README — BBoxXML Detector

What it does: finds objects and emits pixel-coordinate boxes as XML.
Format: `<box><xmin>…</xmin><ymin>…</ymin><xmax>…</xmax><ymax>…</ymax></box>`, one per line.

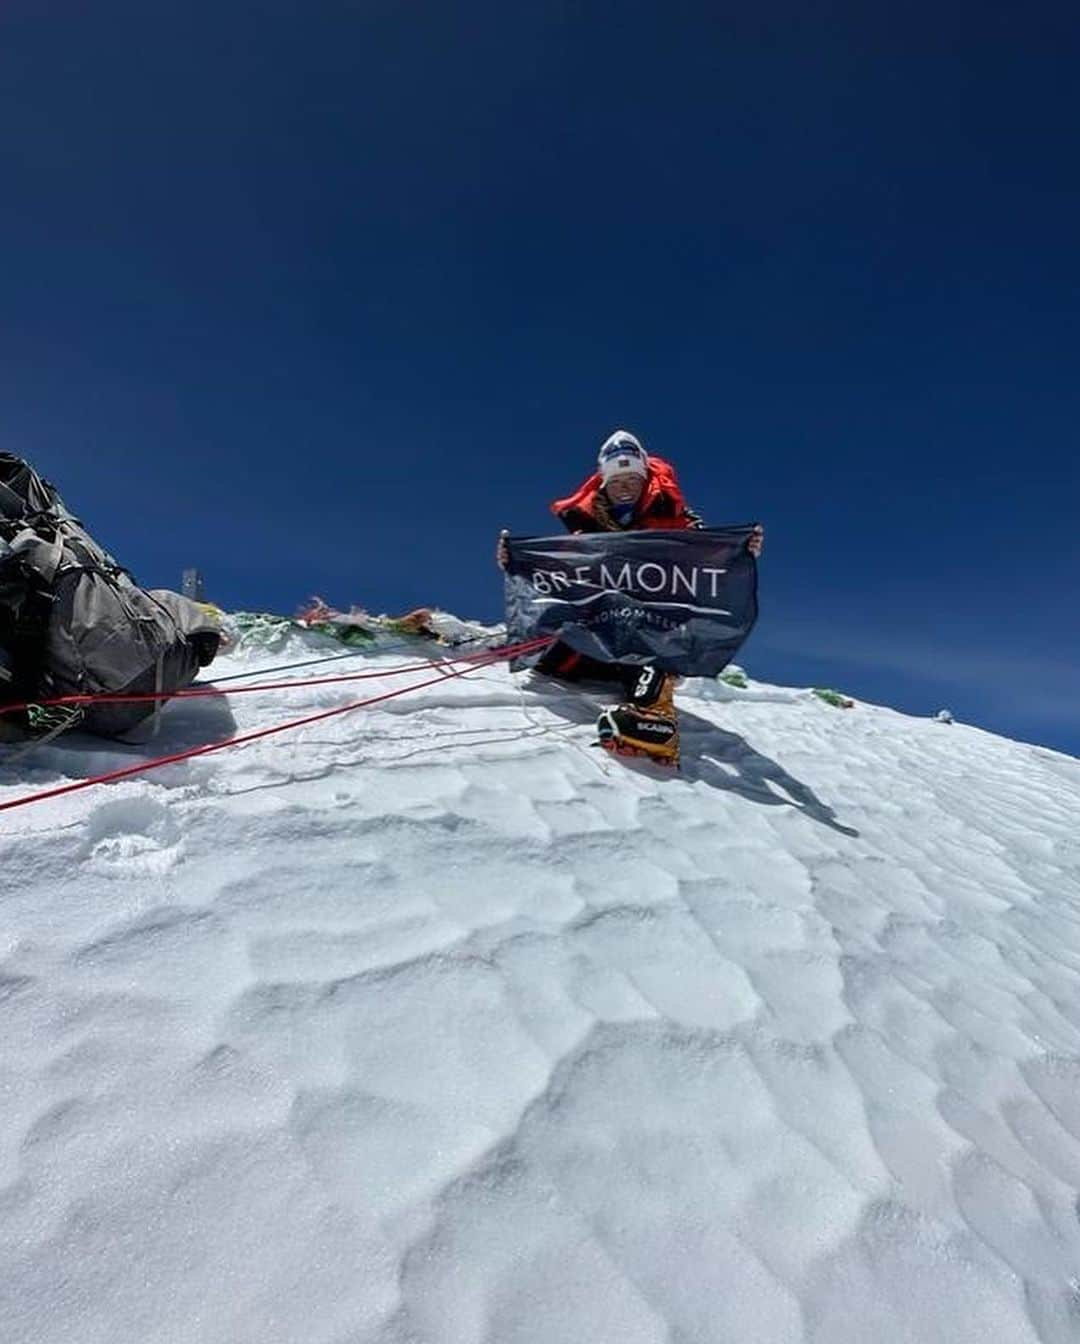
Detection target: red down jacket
<box><xmin>551</xmin><ymin>455</ymin><xmax>701</xmax><ymax>533</ymax></box>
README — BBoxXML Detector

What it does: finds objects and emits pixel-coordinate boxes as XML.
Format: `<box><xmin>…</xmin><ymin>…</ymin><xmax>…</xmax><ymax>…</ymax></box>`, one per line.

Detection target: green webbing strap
<box><xmin>26</xmin><ymin>703</ymin><xmax>85</xmax><ymax>735</ymax></box>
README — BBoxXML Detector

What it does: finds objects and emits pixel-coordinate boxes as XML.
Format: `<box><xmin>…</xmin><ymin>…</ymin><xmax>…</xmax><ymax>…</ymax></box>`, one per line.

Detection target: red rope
<box><xmin>0</xmin><ymin>636</ymin><xmax>553</xmax><ymax>816</ymax></box>
<box><xmin>0</xmin><ymin>638</ymin><xmax>549</xmax><ymax>716</ymax></box>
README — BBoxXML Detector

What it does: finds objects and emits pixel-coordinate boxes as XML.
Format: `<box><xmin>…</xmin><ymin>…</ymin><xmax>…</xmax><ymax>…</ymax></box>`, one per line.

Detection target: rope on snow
<box><xmin>0</xmin><ymin>635</ymin><xmax>553</xmax><ymax>816</ymax></box>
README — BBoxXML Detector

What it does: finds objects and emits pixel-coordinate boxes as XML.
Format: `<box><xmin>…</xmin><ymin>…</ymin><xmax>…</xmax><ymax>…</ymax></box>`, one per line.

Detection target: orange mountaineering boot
<box><xmin>596</xmin><ymin>666</ymin><xmax>680</xmax><ymax>766</ymax></box>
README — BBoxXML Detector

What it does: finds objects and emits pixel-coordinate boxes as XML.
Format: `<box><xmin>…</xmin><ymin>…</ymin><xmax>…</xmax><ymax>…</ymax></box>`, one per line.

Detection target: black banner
<box><xmin>505</xmin><ymin>527</ymin><xmax>758</xmax><ymax>676</ymax></box>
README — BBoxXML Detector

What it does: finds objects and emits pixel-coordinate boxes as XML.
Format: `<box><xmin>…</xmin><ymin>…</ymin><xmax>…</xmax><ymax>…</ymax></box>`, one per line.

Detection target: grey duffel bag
<box><xmin>0</xmin><ymin>453</ymin><xmax>221</xmax><ymax>738</ymax></box>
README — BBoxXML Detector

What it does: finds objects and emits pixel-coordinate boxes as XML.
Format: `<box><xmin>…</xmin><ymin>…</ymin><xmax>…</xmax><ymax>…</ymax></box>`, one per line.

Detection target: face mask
<box><xmin>611</xmin><ymin>501</ymin><xmax>636</xmax><ymax>525</ymax></box>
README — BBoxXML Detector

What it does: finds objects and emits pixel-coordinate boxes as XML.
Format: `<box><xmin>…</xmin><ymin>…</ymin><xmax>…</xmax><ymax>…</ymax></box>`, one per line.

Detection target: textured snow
<box><xmin>2</xmin><ymin>632</ymin><xmax>1080</xmax><ymax>1343</ymax></box>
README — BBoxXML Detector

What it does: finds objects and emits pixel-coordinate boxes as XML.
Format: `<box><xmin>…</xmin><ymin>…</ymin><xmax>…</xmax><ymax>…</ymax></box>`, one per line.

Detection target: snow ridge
<box><xmin>1</xmin><ymin>630</ymin><xmax>1079</xmax><ymax>1343</ymax></box>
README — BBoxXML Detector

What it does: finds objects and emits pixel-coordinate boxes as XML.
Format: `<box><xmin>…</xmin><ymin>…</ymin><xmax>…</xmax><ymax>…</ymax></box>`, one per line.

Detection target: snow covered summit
<box><xmin>1</xmin><ymin>623</ymin><xmax>1079</xmax><ymax>1343</ymax></box>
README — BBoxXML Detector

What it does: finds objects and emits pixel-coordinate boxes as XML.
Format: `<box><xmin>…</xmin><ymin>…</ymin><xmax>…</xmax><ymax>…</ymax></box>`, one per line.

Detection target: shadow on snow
<box><xmin>530</xmin><ymin>678</ymin><xmax>859</xmax><ymax>839</ymax></box>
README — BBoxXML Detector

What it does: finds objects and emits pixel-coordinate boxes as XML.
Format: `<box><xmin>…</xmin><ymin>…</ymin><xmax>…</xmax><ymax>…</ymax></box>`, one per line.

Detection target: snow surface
<box><xmin>2</xmin><ymin>627</ymin><xmax>1080</xmax><ymax>1344</ymax></box>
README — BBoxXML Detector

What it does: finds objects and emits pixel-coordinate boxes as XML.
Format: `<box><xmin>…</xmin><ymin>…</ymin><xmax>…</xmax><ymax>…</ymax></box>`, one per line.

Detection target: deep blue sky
<box><xmin>2</xmin><ymin>2</ymin><xmax>1078</xmax><ymax>754</ymax></box>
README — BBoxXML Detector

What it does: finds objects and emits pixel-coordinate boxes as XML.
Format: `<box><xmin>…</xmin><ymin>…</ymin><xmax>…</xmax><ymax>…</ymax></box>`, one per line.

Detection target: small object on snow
<box><xmin>812</xmin><ymin>687</ymin><xmax>855</xmax><ymax>710</ymax></box>
<box><xmin>182</xmin><ymin>568</ymin><xmax>207</xmax><ymax>602</ymax></box>
<box><xmin>296</xmin><ymin>598</ymin><xmax>378</xmax><ymax>644</ymax></box>
<box><xmin>719</xmin><ymin>665</ymin><xmax>748</xmax><ymax>689</ymax></box>
<box><xmin>227</xmin><ymin>611</ymin><xmax>306</xmax><ymax>652</ymax></box>
<box><xmin>934</xmin><ymin>709</ymin><xmax>955</xmax><ymax>724</ymax></box>
<box><xmin>385</xmin><ymin>608</ymin><xmax>436</xmax><ymax>637</ymax></box>
<box><xmin>296</xmin><ymin>599</ymin><xmax>498</xmax><ymax>649</ymax></box>
<box><xmin>412</xmin><ymin>609</ymin><xmax>502</xmax><ymax>647</ymax></box>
